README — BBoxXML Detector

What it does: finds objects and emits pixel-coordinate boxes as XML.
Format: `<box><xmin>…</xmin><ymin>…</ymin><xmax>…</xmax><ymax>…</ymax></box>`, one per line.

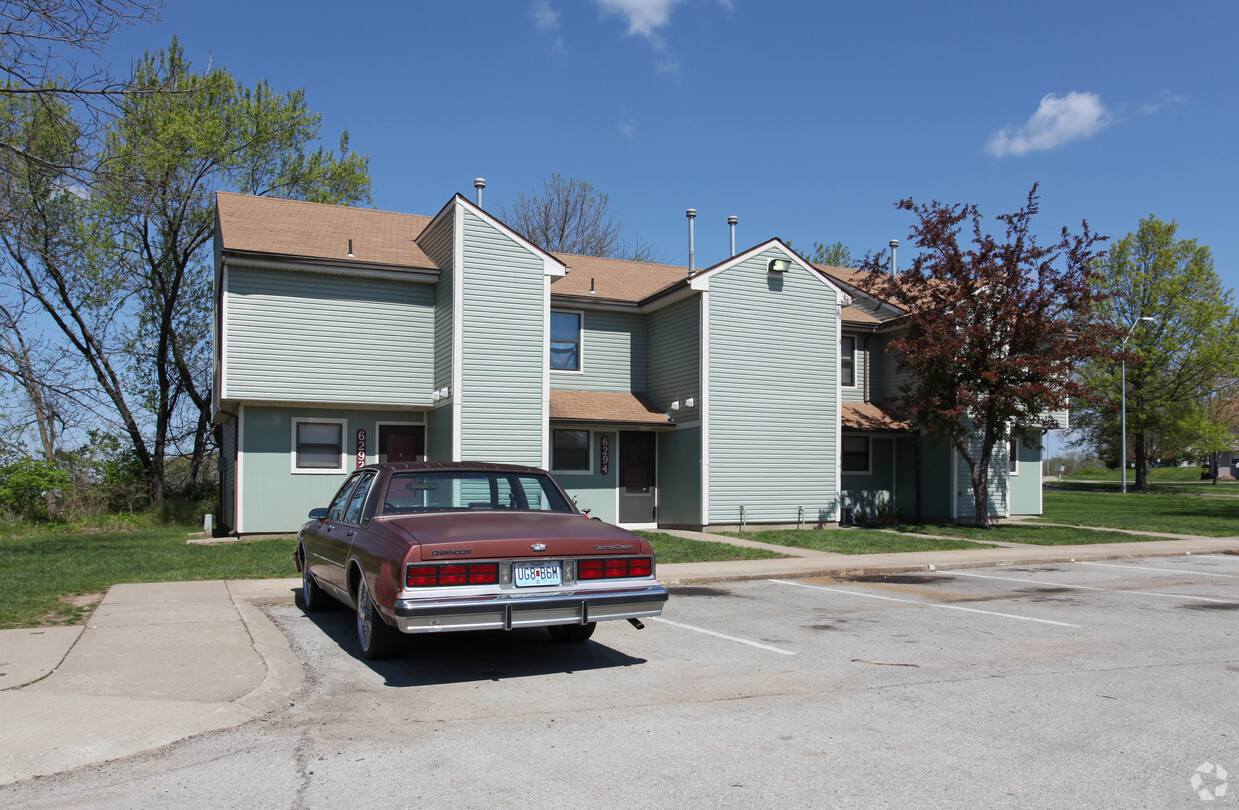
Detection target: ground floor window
<box><xmin>552</xmin><ymin>428</ymin><xmax>591</xmax><ymax>473</ymax></box>
<box><xmin>841</xmin><ymin>435</ymin><xmax>870</xmax><ymax>473</ymax></box>
<box><xmin>292</xmin><ymin>418</ymin><xmax>346</xmax><ymax>472</ymax></box>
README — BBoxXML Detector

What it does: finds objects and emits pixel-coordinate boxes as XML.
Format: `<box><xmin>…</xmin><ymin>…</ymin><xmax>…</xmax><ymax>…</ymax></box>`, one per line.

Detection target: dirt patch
<box><xmin>39</xmin><ymin>592</ymin><xmax>104</xmax><ymax>626</ymax></box>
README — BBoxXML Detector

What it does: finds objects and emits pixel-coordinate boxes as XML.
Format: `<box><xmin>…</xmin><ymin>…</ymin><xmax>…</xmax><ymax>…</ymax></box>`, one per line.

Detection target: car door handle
<box><xmin>346</xmin><ymin>530</ymin><xmax>355</xmax><ymax>538</ymax></box>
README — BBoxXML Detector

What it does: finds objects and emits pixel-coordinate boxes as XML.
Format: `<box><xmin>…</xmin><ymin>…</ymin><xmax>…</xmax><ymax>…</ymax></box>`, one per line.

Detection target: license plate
<box><xmin>514</xmin><ymin>561</ymin><xmax>561</xmax><ymax>587</ymax></box>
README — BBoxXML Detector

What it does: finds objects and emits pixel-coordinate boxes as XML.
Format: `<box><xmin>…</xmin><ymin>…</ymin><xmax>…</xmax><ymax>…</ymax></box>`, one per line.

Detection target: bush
<box><xmin>0</xmin><ymin>457</ymin><xmax>71</xmax><ymax>521</ymax></box>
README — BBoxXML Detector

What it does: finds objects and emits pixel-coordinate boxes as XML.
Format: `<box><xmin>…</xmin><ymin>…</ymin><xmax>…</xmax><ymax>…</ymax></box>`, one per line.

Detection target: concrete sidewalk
<box><xmin>2</xmin><ymin>531</ymin><xmax>1236</xmax><ymax>786</ymax></box>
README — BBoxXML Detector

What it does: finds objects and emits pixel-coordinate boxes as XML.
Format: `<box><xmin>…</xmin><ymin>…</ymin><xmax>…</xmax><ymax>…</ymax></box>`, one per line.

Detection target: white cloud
<box><xmin>986</xmin><ymin>92</ymin><xmax>1110</xmax><ymax>157</ymax></box>
<box><xmin>595</xmin><ymin>0</ymin><xmax>686</xmax><ymax>38</ymax></box>
<box><xmin>617</xmin><ymin>119</ymin><xmax>637</xmax><ymax>140</ymax></box>
<box><xmin>529</xmin><ymin>0</ymin><xmax>560</xmax><ymax>32</ymax></box>
<box><xmin>1138</xmin><ymin>91</ymin><xmax>1186</xmax><ymax>116</ymax></box>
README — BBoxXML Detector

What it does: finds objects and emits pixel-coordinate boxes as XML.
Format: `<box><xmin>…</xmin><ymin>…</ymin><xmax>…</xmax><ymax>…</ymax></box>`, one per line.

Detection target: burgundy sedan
<box><xmin>295</xmin><ymin>461</ymin><xmax>669</xmax><ymax>659</ymax></box>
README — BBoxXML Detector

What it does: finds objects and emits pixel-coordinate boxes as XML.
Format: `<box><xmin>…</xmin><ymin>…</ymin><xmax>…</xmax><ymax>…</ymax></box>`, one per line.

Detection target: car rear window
<box><xmin>381</xmin><ymin>472</ymin><xmax>574</xmax><ymax>515</ymax></box>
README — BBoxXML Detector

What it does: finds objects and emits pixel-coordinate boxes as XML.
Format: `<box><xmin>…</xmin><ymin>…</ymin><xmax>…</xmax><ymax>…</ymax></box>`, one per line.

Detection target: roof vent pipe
<box><xmin>889</xmin><ymin>239</ymin><xmax>899</xmax><ymax>275</ymax></box>
<box><xmin>728</xmin><ymin>215</ymin><xmax>738</xmax><ymax>257</ymax></box>
<box><xmin>687</xmin><ymin>209</ymin><xmax>697</xmax><ymax>276</ymax></box>
<box><xmin>474</xmin><ymin>178</ymin><xmax>486</xmax><ymax>207</ymax></box>
<box><xmin>347</xmin><ymin>239</ymin><xmax>354</xmax><ymax>258</ymax></box>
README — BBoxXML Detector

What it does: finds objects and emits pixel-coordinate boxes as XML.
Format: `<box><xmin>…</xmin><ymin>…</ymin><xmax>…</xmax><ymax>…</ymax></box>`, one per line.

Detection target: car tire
<box><xmin>356</xmin><ymin>577</ymin><xmax>401</xmax><ymax>660</ymax></box>
<box><xmin>547</xmin><ymin>622</ymin><xmax>596</xmax><ymax>643</ymax></box>
<box><xmin>298</xmin><ymin>547</ymin><xmax>328</xmax><ymax>612</ymax></box>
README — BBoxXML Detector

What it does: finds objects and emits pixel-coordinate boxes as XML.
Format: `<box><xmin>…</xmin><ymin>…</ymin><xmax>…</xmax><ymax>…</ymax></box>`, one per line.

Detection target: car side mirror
<box><xmin>308</xmin><ymin>507</ymin><xmax>329</xmax><ymax>520</ymax></box>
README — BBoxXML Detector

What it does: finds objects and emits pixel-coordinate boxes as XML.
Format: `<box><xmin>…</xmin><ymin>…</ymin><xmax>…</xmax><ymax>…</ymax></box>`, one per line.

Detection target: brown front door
<box><xmin>619</xmin><ymin>431</ymin><xmax>656</xmax><ymax>524</ymax></box>
<box><xmin>379</xmin><ymin>424</ymin><xmax>425</xmax><ymax>462</ymax></box>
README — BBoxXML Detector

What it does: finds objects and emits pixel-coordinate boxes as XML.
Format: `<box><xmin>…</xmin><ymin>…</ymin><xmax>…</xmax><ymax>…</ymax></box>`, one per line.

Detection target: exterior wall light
<box><xmin>768</xmin><ymin>259</ymin><xmax>791</xmax><ymax>273</ymax></box>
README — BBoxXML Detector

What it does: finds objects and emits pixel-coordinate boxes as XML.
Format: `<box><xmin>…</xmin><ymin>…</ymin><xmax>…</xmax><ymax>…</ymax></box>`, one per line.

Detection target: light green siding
<box><xmin>954</xmin><ymin>428</ymin><xmax>1010</xmax><ymax>519</ymax></box>
<box><xmin>425</xmin><ymin>405</ymin><xmax>452</xmax><ymax>462</ymax></box>
<box><xmin>707</xmin><ymin>250</ymin><xmax>839</xmax><ymax>525</ymax></box>
<box><xmin>917</xmin><ymin>437</ymin><xmax>955</xmax><ymax>522</ymax></box>
<box><xmin>1008</xmin><ymin>430</ymin><xmax>1044</xmax><ymax>515</ymax></box>
<box><xmin>841</xmin><ymin>330</ymin><xmax>869</xmax><ymax>404</ymax></box>
<box><xmin>237</xmin><ymin>406</ymin><xmax>425</xmax><ymax>533</ymax></box>
<box><xmin>876</xmin><ymin>329</ymin><xmax>913</xmax><ymax>406</ymax></box>
<box><xmin>657</xmin><ymin>426</ymin><xmax>702</xmax><ymax>526</ymax></box>
<box><xmin>419</xmin><ymin>212</ymin><xmax>456</xmax><ymax>392</ymax></box>
<box><xmin>551</xmin><ymin>310</ymin><xmax>647</xmax><ymax>392</ymax></box>
<box><xmin>648</xmin><ymin>296</ymin><xmax>701</xmax><ymax>421</ymax></box>
<box><xmin>841</xmin><ymin>435</ymin><xmax>895</xmax><ymax>521</ymax></box>
<box><xmin>553</xmin><ymin>430</ymin><xmax>618</xmax><ymax>524</ymax></box>
<box><xmin>458</xmin><ymin>210</ymin><xmax>545</xmax><ymax>466</ymax></box>
<box><xmin>224</xmin><ymin>266</ymin><xmax>435</xmax><ymax>405</ymax></box>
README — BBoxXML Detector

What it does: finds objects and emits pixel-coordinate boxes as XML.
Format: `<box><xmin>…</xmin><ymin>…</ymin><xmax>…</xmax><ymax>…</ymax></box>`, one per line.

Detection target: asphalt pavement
<box><xmin>1</xmin><ymin>527</ymin><xmax>1236</xmax><ymax>787</ymax></box>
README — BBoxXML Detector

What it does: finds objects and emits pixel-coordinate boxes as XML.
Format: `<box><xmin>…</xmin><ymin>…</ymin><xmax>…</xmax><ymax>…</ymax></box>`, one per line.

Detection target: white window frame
<box><xmin>550</xmin><ymin>309</ymin><xmax>585</xmax><ymax>374</ymax></box>
<box><xmin>550</xmin><ymin>427</ymin><xmax>593</xmax><ymax>475</ymax></box>
<box><xmin>291</xmin><ymin>417</ymin><xmax>348</xmax><ymax>474</ymax></box>
<box><xmin>841</xmin><ymin>434</ymin><xmax>871</xmax><ymax>475</ymax></box>
<box><xmin>841</xmin><ymin>335</ymin><xmax>857</xmax><ymax>388</ymax></box>
<box><xmin>1009</xmin><ymin>431</ymin><xmax>1020</xmax><ymax>475</ymax></box>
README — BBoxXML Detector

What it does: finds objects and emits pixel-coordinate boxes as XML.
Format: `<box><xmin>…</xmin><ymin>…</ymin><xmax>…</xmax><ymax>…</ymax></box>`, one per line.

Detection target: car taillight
<box><xmin>406</xmin><ymin>562</ymin><xmax>500</xmax><ymax>588</ymax></box>
<box><xmin>578</xmin><ymin>556</ymin><xmax>653</xmax><ymax>580</ymax></box>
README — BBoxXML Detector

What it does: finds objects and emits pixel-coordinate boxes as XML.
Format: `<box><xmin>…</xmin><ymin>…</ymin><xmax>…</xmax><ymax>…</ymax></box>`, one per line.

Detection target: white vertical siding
<box><xmin>707</xmin><ymin>250</ymin><xmax>839</xmax><ymax>524</ymax></box>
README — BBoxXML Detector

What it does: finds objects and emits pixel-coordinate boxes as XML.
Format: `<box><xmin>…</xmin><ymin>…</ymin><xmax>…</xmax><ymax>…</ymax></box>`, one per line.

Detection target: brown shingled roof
<box><xmin>842</xmin><ymin>402</ymin><xmax>914</xmax><ymax>433</ymax></box>
<box><xmin>550</xmin><ymin>253</ymin><xmax>688</xmax><ymax>303</ymax></box>
<box><xmin>216</xmin><ymin>192</ymin><xmax>438</xmax><ymax>270</ymax></box>
<box><xmin>550</xmin><ymin>390</ymin><xmax>673</xmax><ymax>426</ymax></box>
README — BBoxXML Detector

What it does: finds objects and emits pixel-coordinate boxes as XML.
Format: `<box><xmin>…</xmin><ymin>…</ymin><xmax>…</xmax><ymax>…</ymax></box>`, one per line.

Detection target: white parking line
<box><xmin>1077</xmin><ymin>561</ymin><xmax>1238</xmax><ymax>578</ymax></box>
<box><xmin>946</xmin><ymin>570</ymin><xmax>1239</xmax><ymax>605</ymax></box>
<box><xmin>647</xmin><ymin>617</ymin><xmax>796</xmax><ymax>656</ymax></box>
<box><xmin>770</xmin><ymin>579</ymin><xmax>1083</xmax><ymax>628</ymax></box>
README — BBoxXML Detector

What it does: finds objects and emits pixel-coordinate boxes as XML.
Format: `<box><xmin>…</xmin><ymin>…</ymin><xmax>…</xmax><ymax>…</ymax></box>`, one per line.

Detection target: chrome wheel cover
<box><xmin>357</xmin><ymin>580</ymin><xmax>373</xmax><ymax>649</ymax></box>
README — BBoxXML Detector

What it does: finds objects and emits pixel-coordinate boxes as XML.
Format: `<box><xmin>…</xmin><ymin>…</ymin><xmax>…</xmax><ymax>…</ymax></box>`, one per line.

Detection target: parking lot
<box><xmin>4</xmin><ymin>555</ymin><xmax>1237</xmax><ymax>808</ymax></box>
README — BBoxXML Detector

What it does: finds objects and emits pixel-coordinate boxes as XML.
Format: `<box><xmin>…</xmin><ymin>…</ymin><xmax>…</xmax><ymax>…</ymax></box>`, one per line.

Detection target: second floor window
<box><xmin>841</xmin><ymin>336</ymin><xmax>856</xmax><ymax>387</ymax></box>
<box><xmin>551</xmin><ymin>311</ymin><xmax>582</xmax><ymax>370</ymax></box>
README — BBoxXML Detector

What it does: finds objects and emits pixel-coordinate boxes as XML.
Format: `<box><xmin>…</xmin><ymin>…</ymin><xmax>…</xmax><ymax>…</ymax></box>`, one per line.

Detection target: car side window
<box><xmin>326</xmin><ymin>475</ymin><xmax>360</xmax><ymax>522</ymax></box>
<box><xmin>341</xmin><ymin>472</ymin><xmax>376</xmax><ymax>524</ymax></box>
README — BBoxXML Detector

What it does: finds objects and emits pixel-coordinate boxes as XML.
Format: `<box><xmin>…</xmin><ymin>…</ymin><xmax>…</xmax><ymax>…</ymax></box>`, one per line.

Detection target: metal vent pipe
<box><xmin>686</xmin><ymin>209</ymin><xmax>697</xmax><ymax>276</ymax></box>
<box><xmin>889</xmin><ymin>239</ymin><xmax>899</xmax><ymax>275</ymax></box>
<box><xmin>728</xmin><ymin>215</ymin><xmax>738</xmax><ymax>257</ymax></box>
<box><xmin>474</xmin><ymin>178</ymin><xmax>486</xmax><ymax>206</ymax></box>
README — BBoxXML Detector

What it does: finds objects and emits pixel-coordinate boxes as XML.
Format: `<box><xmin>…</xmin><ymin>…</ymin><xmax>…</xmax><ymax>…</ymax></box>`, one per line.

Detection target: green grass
<box><xmin>1062</xmin><ymin>466</ymin><xmax>1206</xmax><ymax>483</ymax></box>
<box><xmin>889</xmin><ymin>522</ymin><xmax>1151</xmax><ymax>546</ymax></box>
<box><xmin>0</xmin><ymin>527</ymin><xmax>296</xmax><ymax>629</ymax></box>
<box><xmin>1036</xmin><ymin>490</ymin><xmax>1239</xmax><ymax>537</ymax></box>
<box><xmin>720</xmin><ymin>529</ymin><xmax>995</xmax><ymax>554</ymax></box>
<box><xmin>1047</xmin><ymin>480</ymin><xmax>1239</xmax><ymax>496</ymax></box>
<box><xmin>637</xmin><ymin>531</ymin><xmax>788</xmax><ymax>563</ymax></box>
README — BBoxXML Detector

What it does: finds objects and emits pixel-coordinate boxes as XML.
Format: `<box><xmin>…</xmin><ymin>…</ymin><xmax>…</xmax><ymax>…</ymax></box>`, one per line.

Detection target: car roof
<box><xmin>361</xmin><ymin>461</ymin><xmax>550</xmax><ymax>475</ymax></box>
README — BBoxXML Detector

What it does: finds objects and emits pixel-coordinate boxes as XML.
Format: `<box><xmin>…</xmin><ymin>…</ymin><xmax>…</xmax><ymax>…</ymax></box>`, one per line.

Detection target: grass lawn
<box><xmin>1062</xmin><ymin>466</ymin><xmax>1206</xmax><ymax>483</ymax></box>
<box><xmin>637</xmin><ymin>531</ymin><xmax>788</xmax><ymax>563</ymax></box>
<box><xmin>0</xmin><ymin>527</ymin><xmax>296</xmax><ymax>629</ymax></box>
<box><xmin>1047</xmin><ymin>481</ymin><xmax>1239</xmax><ymax>496</ymax></box>
<box><xmin>891</xmin><ymin>522</ymin><xmax>1152</xmax><ymax>546</ymax></box>
<box><xmin>1036</xmin><ymin>490</ymin><xmax>1239</xmax><ymax>537</ymax></box>
<box><xmin>720</xmin><ymin>529</ymin><xmax>994</xmax><ymax>554</ymax></box>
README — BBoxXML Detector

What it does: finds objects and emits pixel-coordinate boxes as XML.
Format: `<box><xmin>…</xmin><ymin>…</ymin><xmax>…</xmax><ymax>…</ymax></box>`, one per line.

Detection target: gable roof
<box><xmin>216</xmin><ymin>192</ymin><xmax>439</xmax><ymax>271</ymax></box>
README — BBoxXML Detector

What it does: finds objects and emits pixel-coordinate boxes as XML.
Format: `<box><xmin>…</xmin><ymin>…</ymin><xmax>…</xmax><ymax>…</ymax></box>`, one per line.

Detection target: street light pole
<box><xmin>1121</xmin><ymin>317</ymin><xmax>1156</xmax><ymax>494</ymax></box>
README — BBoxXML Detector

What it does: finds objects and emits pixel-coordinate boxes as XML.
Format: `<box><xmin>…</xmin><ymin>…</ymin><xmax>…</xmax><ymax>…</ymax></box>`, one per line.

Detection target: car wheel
<box><xmin>356</xmin><ymin>577</ymin><xmax>401</xmax><ymax>660</ymax></box>
<box><xmin>548</xmin><ymin>622</ymin><xmax>596</xmax><ymax>643</ymax></box>
<box><xmin>297</xmin><ymin>547</ymin><xmax>328</xmax><ymax>612</ymax></box>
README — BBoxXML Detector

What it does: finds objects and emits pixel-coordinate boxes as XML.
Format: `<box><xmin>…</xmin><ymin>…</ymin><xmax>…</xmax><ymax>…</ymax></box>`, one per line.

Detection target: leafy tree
<box><xmin>797</xmin><ymin>240</ymin><xmax>855</xmax><ymax>268</ymax></box>
<box><xmin>1074</xmin><ymin>216</ymin><xmax>1239</xmax><ymax>488</ymax></box>
<box><xmin>0</xmin><ymin>39</ymin><xmax>372</xmax><ymax>507</ymax></box>
<box><xmin>854</xmin><ymin>185</ymin><xmax>1110</xmax><ymax>528</ymax></box>
<box><xmin>502</xmin><ymin>174</ymin><xmax>661</xmax><ymax>261</ymax></box>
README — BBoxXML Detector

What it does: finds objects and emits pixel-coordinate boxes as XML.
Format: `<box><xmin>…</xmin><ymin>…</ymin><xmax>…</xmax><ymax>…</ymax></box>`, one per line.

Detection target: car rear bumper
<box><xmin>391</xmin><ymin>583</ymin><xmax>668</xmax><ymax>634</ymax></box>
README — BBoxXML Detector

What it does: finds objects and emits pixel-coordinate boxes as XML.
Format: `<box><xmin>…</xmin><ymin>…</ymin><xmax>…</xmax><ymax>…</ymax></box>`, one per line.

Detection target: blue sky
<box><xmin>103</xmin><ymin>0</ymin><xmax>1236</xmax><ymax>296</ymax></box>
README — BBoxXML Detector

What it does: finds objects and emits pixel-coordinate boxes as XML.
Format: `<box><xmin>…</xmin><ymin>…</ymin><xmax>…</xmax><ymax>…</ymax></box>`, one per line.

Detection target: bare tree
<box><xmin>501</xmin><ymin>174</ymin><xmax>662</xmax><ymax>261</ymax></box>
